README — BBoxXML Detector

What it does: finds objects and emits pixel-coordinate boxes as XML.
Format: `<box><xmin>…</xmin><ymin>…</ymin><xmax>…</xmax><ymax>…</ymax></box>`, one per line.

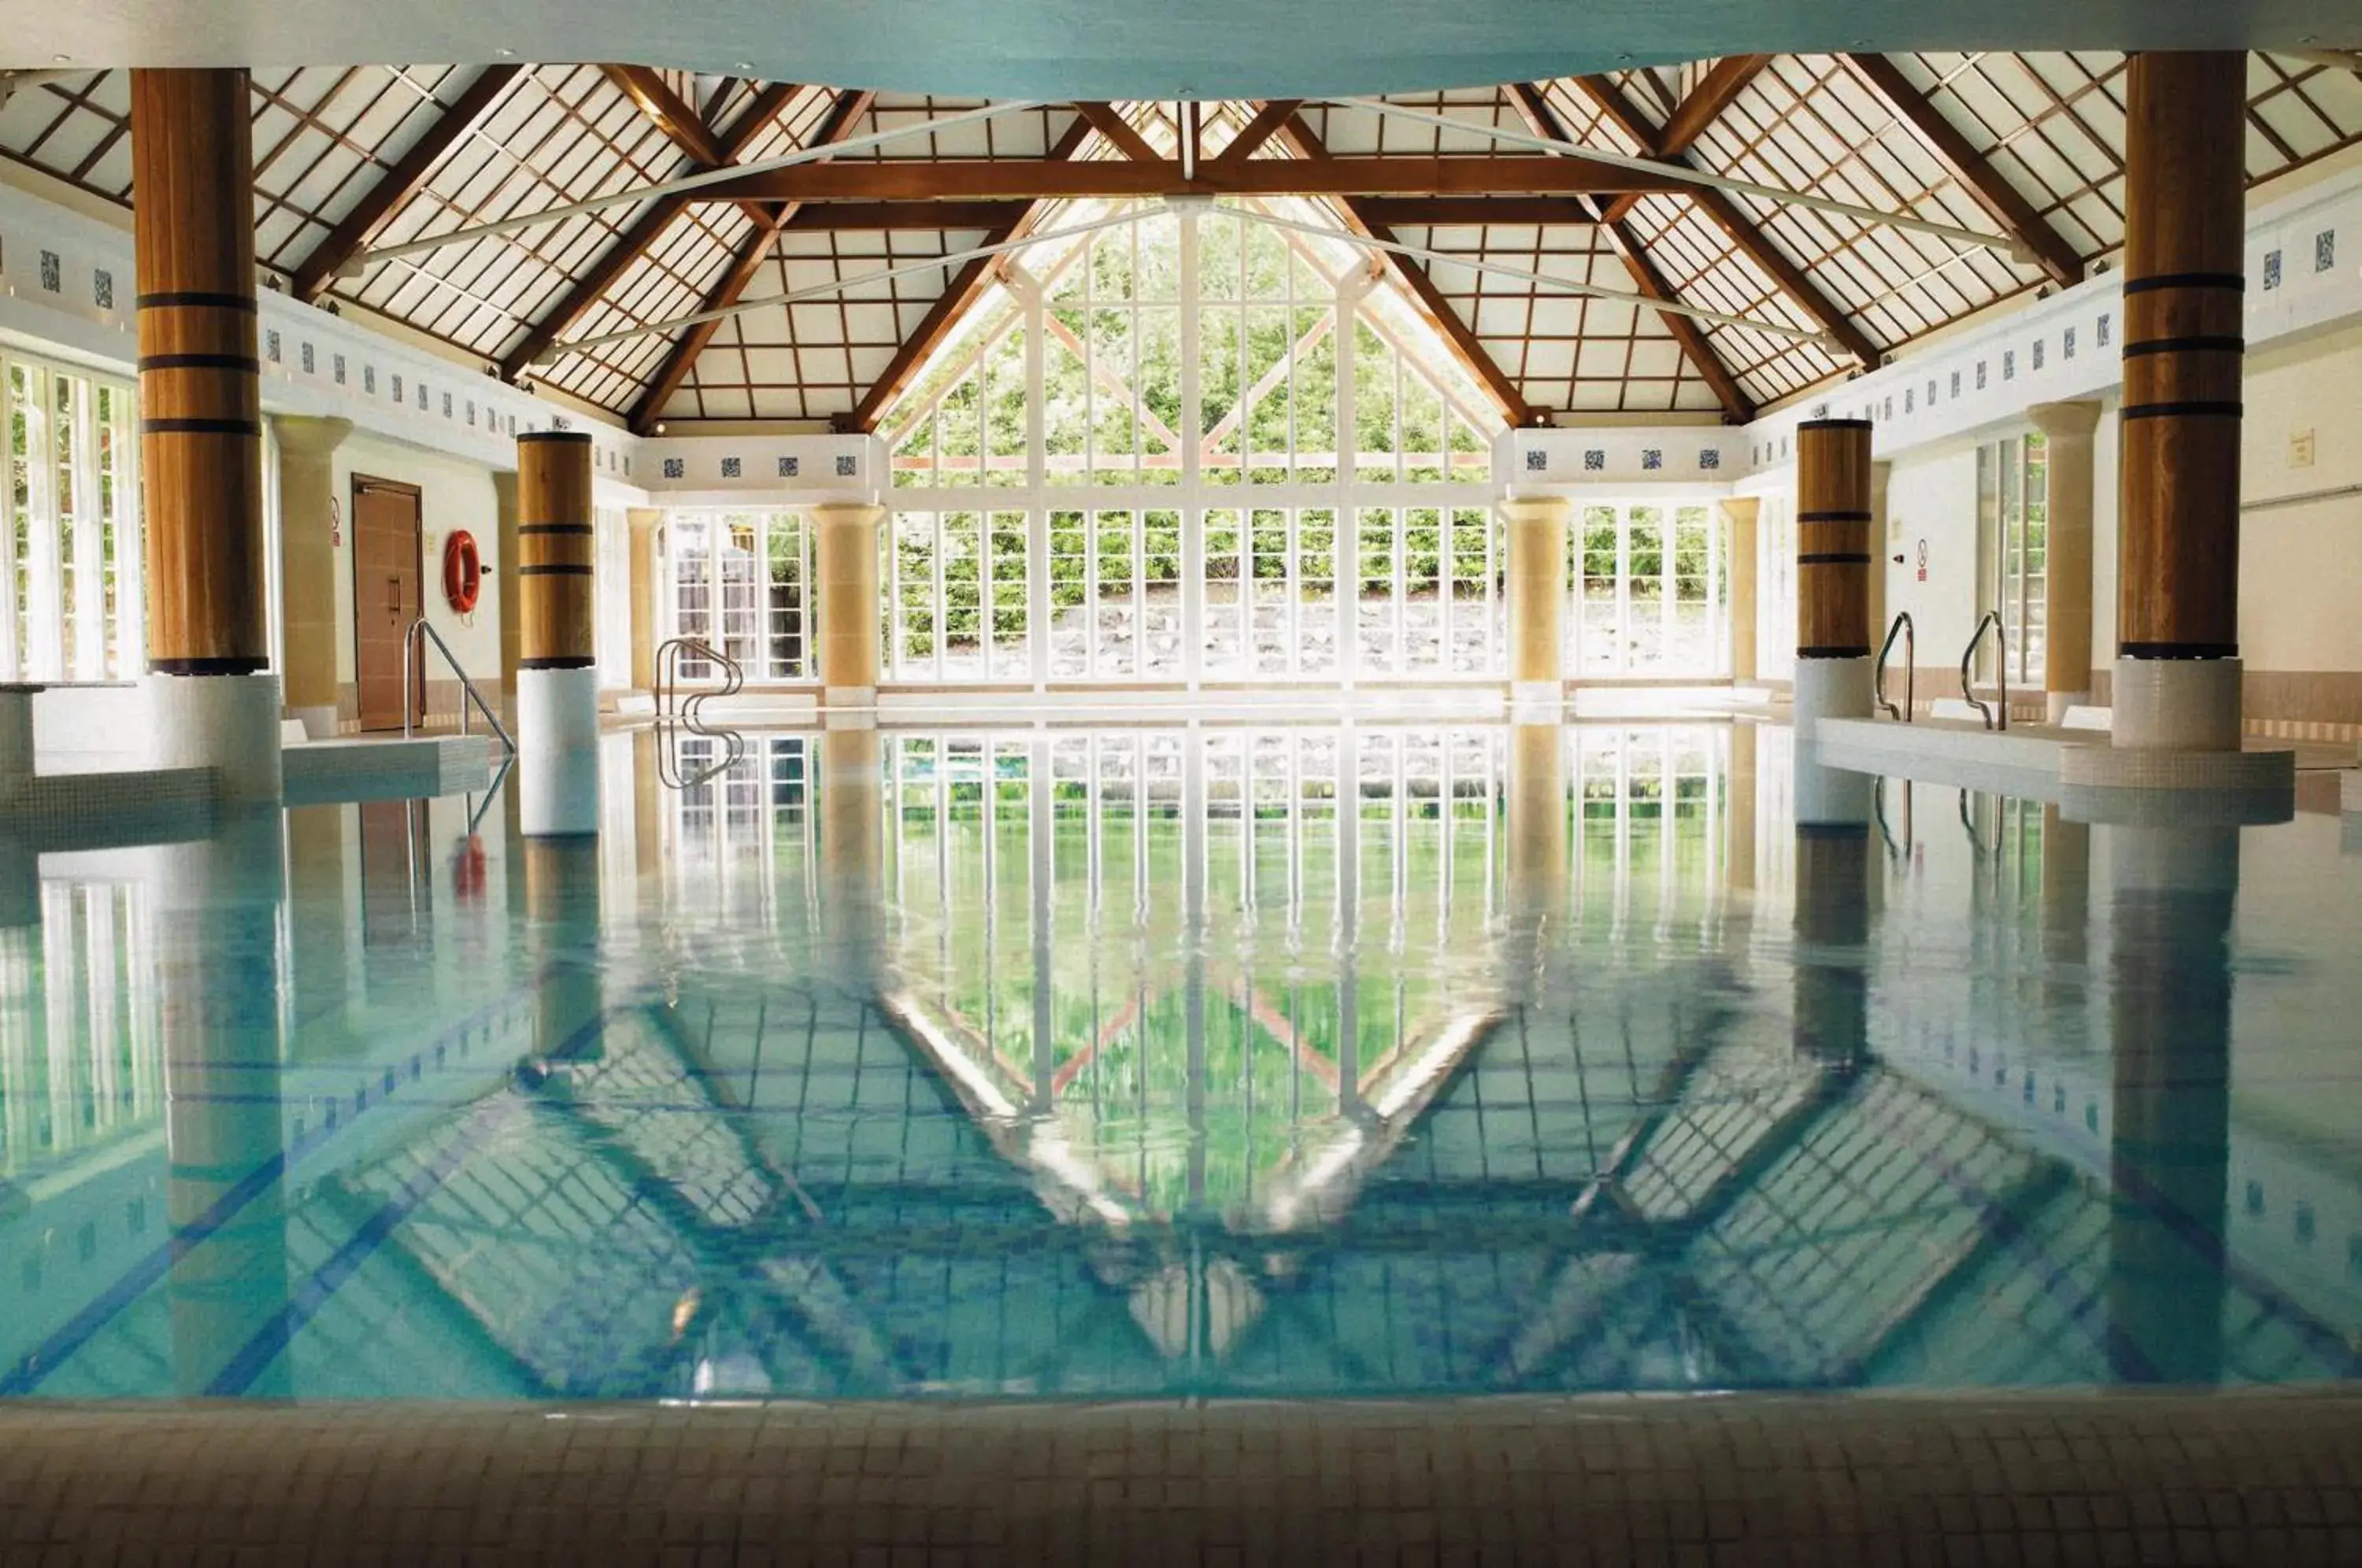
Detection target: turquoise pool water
<box><xmin>2</xmin><ymin>720</ymin><xmax>2359</xmax><ymax>1400</ymax></box>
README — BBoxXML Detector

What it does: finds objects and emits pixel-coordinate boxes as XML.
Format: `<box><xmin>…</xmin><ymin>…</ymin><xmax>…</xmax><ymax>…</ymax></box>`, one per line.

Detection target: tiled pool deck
<box><xmin>5</xmin><ymin>1392</ymin><xmax>2360</xmax><ymax>1563</ymax></box>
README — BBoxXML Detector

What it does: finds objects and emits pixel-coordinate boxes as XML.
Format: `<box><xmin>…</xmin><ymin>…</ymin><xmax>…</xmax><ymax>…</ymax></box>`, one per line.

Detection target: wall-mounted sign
<box><xmin>1916</xmin><ymin>539</ymin><xmax>1930</xmax><ymax>583</ymax></box>
<box><xmin>330</xmin><ymin>497</ymin><xmax>342</xmax><ymax>549</ymax></box>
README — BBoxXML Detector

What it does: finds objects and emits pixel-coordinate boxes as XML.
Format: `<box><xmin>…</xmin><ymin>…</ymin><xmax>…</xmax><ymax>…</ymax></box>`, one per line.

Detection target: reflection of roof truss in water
<box><xmin>246</xmin><ymin>964</ymin><xmax>2360</xmax><ymax>1400</ymax></box>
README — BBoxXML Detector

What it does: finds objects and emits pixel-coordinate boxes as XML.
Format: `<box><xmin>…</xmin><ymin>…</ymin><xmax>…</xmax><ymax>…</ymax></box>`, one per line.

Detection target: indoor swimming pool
<box><xmin>2</xmin><ymin>720</ymin><xmax>2359</xmax><ymax>1403</ymax></box>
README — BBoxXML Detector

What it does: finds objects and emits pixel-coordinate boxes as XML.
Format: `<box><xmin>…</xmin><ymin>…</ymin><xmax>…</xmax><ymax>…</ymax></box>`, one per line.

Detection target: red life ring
<box><xmin>442</xmin><ymin>530</ymin><xmax>482</xmax><ymax>615</ymax></box>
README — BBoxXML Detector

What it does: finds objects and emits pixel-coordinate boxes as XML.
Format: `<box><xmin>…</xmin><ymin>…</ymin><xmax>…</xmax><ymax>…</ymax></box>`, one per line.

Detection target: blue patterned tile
<box><xmin>722</xmin><ymin>456</ymin><xmax>742</xmax><ymax>479</ymax></box>
<box><xmin>835</xmin><ymin>453</ymin><xmax>857</xmax><ymax>478</ymax></box>
<box><xmin>1583</xmin><ymin>449</ymin><xmax>1605</xmax><ymax>472</ymax></box>
<box><xmin>1641</xmin><ymin>448</ymin><xmax>1662</xmax><ymax>471</ymax></box>
<box><xmin>1523</xmin><ymin>447</ymin><xmax>1547</xmax><ymax>472</ymax></box>
<box><xmin>779</xmin><ymin>455</ymin><xmax>800</xmax><ymax>479</ymax></box>
<box><xmin>2318</xmin><ymin>230</ymin><xmax>2337</xmax><ymax>274</ymax></box>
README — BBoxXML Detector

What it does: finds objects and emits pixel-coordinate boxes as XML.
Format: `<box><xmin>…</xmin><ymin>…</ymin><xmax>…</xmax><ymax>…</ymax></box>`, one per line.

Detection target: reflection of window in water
<box><xmin>0</xmin><ymin>883</ymin><xmax>163</xmax><ymax>1187</ymax></box>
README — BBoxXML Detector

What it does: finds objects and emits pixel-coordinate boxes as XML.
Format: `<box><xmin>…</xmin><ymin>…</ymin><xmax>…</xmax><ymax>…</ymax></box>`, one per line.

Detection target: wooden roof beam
<box><xmin>1210</xmin><ymin>98</ymin><xmax>1303</xmax><ymax>169</ymax></box>
<box><xmin>1506</xmin><ymin>83</ymin><xmax>1753</xmax><ymax>420</ymax></box>
<box><xmin>1276</xmin><ymin>111</ymin><xmax>1541</xmax><ymax>429</ymax></box>
<box><xmin>1844</xmin><ymin>52</ymin><xmax>2082</xmax><ymax>288</ymax></box>
<box><xmin>628</xmin><ymin>91</ymin><xmax>876</xmax><ymax>434</ymax></box>
<box><xmin>291</xmin><ymin>64</ymin><xmax>522</xmax><ymax>302</ymax></box>
<box><xmin>838</xmin><ymin>117</ymin><xmax>1097</xmax><ymax>435</ymax></box>
<box><xmin>1547</xmin><ymin>78</ymin><xmax>1881</xmax><ymax>370</ymax></box>
<box><xmin>1072</xmin><ymin>101</ymin><xmax>1161</xmax><ymax>163</ymax></box>
<box><xmin>601</xmin><ymin>64</ymin><xmax>776</xmax><ymax>226</ymax></box>
<box><xmin>1658</xmin><ymin>55</ymin><xmax>1772</xmax><ymax>157</ymax></box>
<box><xmin>694</xmin><ymin>153</ymin><xmax>1691</xmax><ymax>203</ymax></box>
<box><xmin>499</xmin><ymin>80</ymin><xmax>801</xmax><ymax>383</ymax></box>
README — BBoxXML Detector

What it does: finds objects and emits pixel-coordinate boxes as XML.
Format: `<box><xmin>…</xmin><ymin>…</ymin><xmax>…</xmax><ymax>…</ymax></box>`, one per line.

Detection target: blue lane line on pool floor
<box><xmin>0</xmin><ymin>986</ymin><xmax>534</xmax><ymax>1397</ymax></box>
<box><xmin>203</xmin><ymin>1008</ymin><xmax>616</xmax><ymax>1399</ymax></box>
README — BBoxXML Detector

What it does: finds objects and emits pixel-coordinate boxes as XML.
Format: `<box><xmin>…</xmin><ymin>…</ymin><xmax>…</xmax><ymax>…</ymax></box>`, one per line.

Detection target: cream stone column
<box><xmin>813</xmin><ymin>502</ymin><xmax>887</xmax><ymax>713</ymax></box>
<box><xmin>1720</xmin><ymin>497</ymin><xmax>1761</xmax><ymax>686</ymax></box>
<box><xmin>493</xmin><ymin>470</ymin><xmax>521</xmax><ymax>703</ymax></box>
<box><xmin>2029</xmin><ymin>401</ymin><xmax>2101</xmax><ymax>723</ymax></box>
<box><xmin>1501</xmin><ymin>496</ymin><xmax>1569</xmax><ymax>714</ymax></box>
<box><xmin>627</xmin><ymin>507</ymin><xmax>664</xmax><ymax>693</ymax></box>
<box><xmin>269</xmin><ymin>416</ymin><xmax>352</xmax><ymax>739</ymax></box>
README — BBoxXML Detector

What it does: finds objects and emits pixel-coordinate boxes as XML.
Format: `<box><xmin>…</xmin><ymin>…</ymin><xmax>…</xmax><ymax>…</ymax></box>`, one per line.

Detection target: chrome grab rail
<box><xmin>1875</xmin><ymin>612</ymin><xmax>1916</xmax><ymax>723</ymax></box>
<box><xmin>656</xmin><ymin>635</ymin><xmax>744</xmax><ymax>723</ymax></box>
<box><xmin>1960</xmin><ymin>612</ymin><xmax>2008</xmax><ymax>732</ymax></box>
<box><xmin>653</xmin><ymin>635</ymin><xmax>747</xmax><ymax>792</ymax></box>
<box><xmin>402</xmin><ymin>618</ymin><xmax>516</xmax><ymax>754</ymax></box>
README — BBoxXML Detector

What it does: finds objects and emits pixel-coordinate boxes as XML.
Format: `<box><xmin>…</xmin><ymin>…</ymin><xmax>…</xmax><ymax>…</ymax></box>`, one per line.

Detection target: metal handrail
<box><xmin>655</xmin><ymin>635</ymin><xmax>743</xmax><ymax>720</ymax></box>
<box><xmin>653</xmin><ymin>635</ymin><xmax>747</xmax><ymax>792</ymax></box>
<box><xmin>1875</xmin><ymin>612</ymin><xmax>1916</xmax><ymax>723</ymax></box>
<box><xmin>1960</xmin><ymin>611</ymin><xmax>2008</xmax><ymax>732</ymax></box>
<box><xmin>402</xmin><ymin>618</ymin><xmax>516</xmax><ymax>754</ymax></box>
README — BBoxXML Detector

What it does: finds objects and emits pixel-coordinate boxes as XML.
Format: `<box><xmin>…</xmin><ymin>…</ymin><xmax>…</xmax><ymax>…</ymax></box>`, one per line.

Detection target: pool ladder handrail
<box><xmin>1960</xmin><ymin>612</ymin><xmax>2008</xmax><ymax>732</ymax></box>
<box><xmin>401</xmin><ymin>617</ymin><xmax>516</xmax><ymax>755</ymax></box>
<box><xmin>653</xmin><ymin>636</ymin><xmax>746</xmax><ymax>791</ymax></box>
<box><xmin>1875</xmin><ymin>612</ymin><xmax>1915</xmax><ymax>723</ymax></box>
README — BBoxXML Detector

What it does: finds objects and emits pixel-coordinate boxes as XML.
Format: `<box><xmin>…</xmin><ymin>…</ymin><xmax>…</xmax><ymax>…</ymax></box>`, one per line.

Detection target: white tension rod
<box><xmin>1239</xmin><ymin>207</ymin><xmax>1842</xmax><ymax>348</ymax></box>
<box><xmin>345</xmin><ymin>98</ymin><xmax>1046</xmax><ymax>276</ymax></box>
<box><xmin>1330</xmin><ymin>98</ymin><xmax>2031</xmax><ymax>264</ymax></box>
<box><xmin>536</xmin><ymin>208</ymin><xmax>1152</xmax><ymax>363</ymax></box>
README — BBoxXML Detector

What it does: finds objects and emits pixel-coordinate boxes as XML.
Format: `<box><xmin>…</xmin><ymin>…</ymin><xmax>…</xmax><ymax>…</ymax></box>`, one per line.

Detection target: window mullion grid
<box><xmin>0</xmin><ymin>354</ymin><xmax>20</xmax><ymax>684</ymax></box>
<box><xmin>24</xmin><ymin>365</ymin><xmax>61</xmax><ymax>681</ymax></box>
<box><xmin>68</xmin><ymin>378</ymin><xmax>102</xmax><ymax>680</ymax></box>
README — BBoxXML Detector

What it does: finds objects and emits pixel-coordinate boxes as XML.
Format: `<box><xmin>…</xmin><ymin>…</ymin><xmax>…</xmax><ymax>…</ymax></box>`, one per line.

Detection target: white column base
<box><xmin>1794</xmin><ymin>745</ymin><xmax>1874</xmax><ymax>830</ymax></box>
<box><xmin>2112</xmin><ymin>657</ymin><xmax>2242</xmax><ymax>752</ymax></box>
<box><xmin>516</xmin><ymin>666</ymin><xmax>601</xmax><ymax>755</ymax></box>
<box><xmin>287</xmin><ymin>704</ymin><xmax>339</xmax><ymax>741</ymax></box>
<box><xmin>0</xmin><ymin>685</ymin><xmax>34</xmax><ymax>786</ymax></box>
<box><xmin>520</xmin><ymin>748</ymin><xmax>601</xmax><ymax>838</ymax></box>
<box><xmin>2045</xmin><ymin>689</ymin><xmax>2091</xmax><ymax>727</ymax></box>
<box><xmin>823</xmin><ymin>684</ymin><xmax>877</xmax><ymax>712</ymax></box>
<box><xmin>149</xmin><ymin>672</ymin><xmax>283</xmax><ymax>802</ymax></box>
<box><xmin>1790</xmin><ymin>657</ymin><xmax>1873</xmax><ymax>742</ymax></box>
<box><xmin>1509</xmin><ymin>680</ymin><xmax>1564</xmax><ymax>720</ymax></box>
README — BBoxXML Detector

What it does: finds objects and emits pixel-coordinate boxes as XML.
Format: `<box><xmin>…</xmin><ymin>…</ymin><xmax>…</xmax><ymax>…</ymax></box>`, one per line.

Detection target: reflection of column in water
<box><xmin>1726</xmin><ymin>723</ymin><xmax>1757</xmax><ymax>897</ymax></box>
<box><xmin>2039</xmin><ymin>806</ymin><xmax>2091</xmax><ymax>1011</ymax></box>
<box><xmin>2106</xmin><ymin>823</ymin><xmax>2235</xmax><ymax>1385</ymax></box>
<box><xmin>1503</xmin><ymin>723</ymin><xmax>1567</xmax><ymax>989</ymax></box>
<box><xmin>816</xmin><ymin>726</ymin><xmax>884</xmax><ymax>993</ymax></box>
<box><xmin>1182</xmin><ymin>729</ymin><xmax>1208</xmax><ymax>1211</ymax></box>
<box><xmin>524</xmin><ymin>830</ymin><xmax>604</xmax><ymax>1067</ymax></box>
<box><xmin>159</xmin><ymin>810</ymin><xmax>291</xmax><ymax>1398</ymax></box>
<box><xmin>632</xmin><ymin>727</ymin><xmax>663</xmax><ymax>883</ymax></box>
<box><xmin>1791</xmin><ymin>750</ymin><xmax>1872</xmax><ymax>1067</ymax></box>
<box><xmin>0</xmin><ymin>835</ymin><xmax>42</xmax><ymax>1186</ymax></box>
<box><xmin>1334</xmin><ymin>733</ymin><xmax>1361</xmax><ymax>1117</ymax></box>
<box><xmin>282</xmin><ymin>804</ymin><xmax>352</xmax><ymax>1057</ymax></box>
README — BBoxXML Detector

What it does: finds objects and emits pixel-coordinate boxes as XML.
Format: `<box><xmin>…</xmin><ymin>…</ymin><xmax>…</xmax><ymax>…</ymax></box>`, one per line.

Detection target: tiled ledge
<box><xmin>0</xmin><ymin>765</ymin><xmax>217</xmax><ymax>847</ymax></box>
<box><xmin>2</xmin><ymin>1392</ymin><xmax>2359</xmax><ymax>1562</ymax></box>
<box><xmin>283</xmin><ymin>733</ymin><xmax>506</xmax><ymax>807</ymax></box>
<box><xmin>2344</xmin><ymin>769</ymin><xmax>2362</xmax><ymax>816</ymax></box>
<box><xmin>1817</xmin><ymin>716</ymin><xmax>2298</xmax><ymax>819</ymax></box>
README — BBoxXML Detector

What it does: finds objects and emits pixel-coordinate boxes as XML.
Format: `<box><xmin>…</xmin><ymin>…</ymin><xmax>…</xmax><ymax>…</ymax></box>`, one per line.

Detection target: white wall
<box><xmin>1879</xmin><ymin>442</ymin><xmax>1984</xmax><ymax>683</ymax></box>
<box><xmin>2237</xmin><ymin>324</ymin><xmax>2362</xmax><ymax>676</ymax></box>
<box><xmin>330</xmin><ymin>433</ymin><xmax>507</xmax><ymax>697</ymax></box>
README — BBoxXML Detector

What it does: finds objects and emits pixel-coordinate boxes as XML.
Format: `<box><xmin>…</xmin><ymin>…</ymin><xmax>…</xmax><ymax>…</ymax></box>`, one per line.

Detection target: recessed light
<box><xmin>51</xmin><ymin>53</ymin><xmax>72</xmax><ymax>64</ymax></box>
<box><xmin>653</xmin><ymin>421</ymin><xmax>667</xmax><ymax>435</ymax></box>
<box><xmin>494</xmin><ymin>46</ymin><xmax>516</xmax><ymax>58</ymax></box>
<box><xmin>734</xmin><ymin>61</ymin><xmax>753</xmax><ymax>72</ymax></box>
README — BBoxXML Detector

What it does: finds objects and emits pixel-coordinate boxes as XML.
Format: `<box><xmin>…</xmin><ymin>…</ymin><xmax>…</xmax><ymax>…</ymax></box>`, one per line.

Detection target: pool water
<box><xmin>3</xmin><ymin>720</ymin><xmax>2359</xmax><ymax>1401</ymax></box>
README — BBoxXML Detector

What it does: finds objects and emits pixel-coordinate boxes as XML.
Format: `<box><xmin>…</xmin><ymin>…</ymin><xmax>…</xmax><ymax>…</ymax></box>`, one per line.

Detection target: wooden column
<box><xmin>133</xmin><ymin>69</ymin><xmax>267</xmax><ymax>676</ymax></box>
<box><xmin>2118</xmin><ymin>52</ymin><xmax>2245</xmax><ymax>667</ymax></box>
<box><xmin>1795</xmin><ymin>418</ymin><xmax>1875</xmax><ymax>661</ymax></box>
<box><xmin>516</xmin><ymin>432</ymin><xmax>595</xmax><ymax>671</ymax></box>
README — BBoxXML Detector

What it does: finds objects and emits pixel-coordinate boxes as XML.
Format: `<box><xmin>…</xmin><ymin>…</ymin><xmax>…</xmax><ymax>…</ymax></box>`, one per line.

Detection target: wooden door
<box><xmin>352</xmin><ymin>479</ymin><xmax>423</xmax><ymax>731</ymax></box>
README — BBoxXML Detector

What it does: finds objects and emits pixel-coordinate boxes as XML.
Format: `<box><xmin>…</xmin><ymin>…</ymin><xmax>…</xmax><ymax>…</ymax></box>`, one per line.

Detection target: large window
<box><xmin>1568</xmin><ymin>502</ymin><xmax>1727</xmax><ymax>678</ymax></box>
<box><xmin>4</xmin><ymin>350</ymin><xmax>141</xmax><ymax>683</ymax></box>
<box><xmin>1975</xmin><ymin>433</ymin><xmax>2047</xmax><ymax>689</ymax></box>
<box><xmin>667</xmin><ymin>510</ymin><xmax>813</xmax><ymax>682</ymax></box>
<box><xmin>866</xmin><ymin>202</ymin><xmax>1504</xmax><ymax>687</ymax></box>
